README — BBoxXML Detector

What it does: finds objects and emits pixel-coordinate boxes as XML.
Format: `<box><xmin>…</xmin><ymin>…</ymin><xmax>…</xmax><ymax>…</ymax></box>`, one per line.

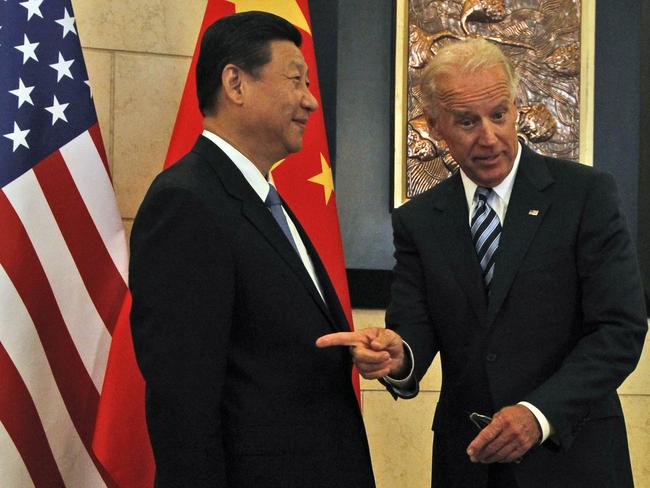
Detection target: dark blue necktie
<box><xmin>265</xmin><ymin>184</ymin><xmax>299</xmax><ymax>254</ymax></box>
<box><xmin>471</xmin><ymin>187</ymin><xmax>501</xmax><ymax>288</ymax></box>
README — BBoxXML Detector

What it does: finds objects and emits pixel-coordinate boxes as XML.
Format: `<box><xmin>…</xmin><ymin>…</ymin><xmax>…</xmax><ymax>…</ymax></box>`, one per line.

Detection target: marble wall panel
<box><xmin>112</xmin><ymin>52</ymin><xmax>190</xmax><ymax>218</ymax></box>
<box><xmin>621</xmin><ymin>395</ymin><xmax>650</xmax><ymax>487</ymax></box>
<box><xmin>352</xmin><ymin>309</ymin><xmax>385</xmax><ymax>329</ymax></box>
<box><xmin>123</xmin><ymin>220</ymin><xmax>134</xmax><ymax>254</ymax></box>
<box><xmin>75</xmin><ymin>0</ymin><xmax>207</xmax><ymax>56</ymax></box>
<box><xmin>619</xmin><ymin>333</ymin><xmax>650</xmax><ymax>395</ymax></box>
<box><xmin>363</xmin><ymin>390</ymin><xmax>437</xmax><ymax>488</ymax></box>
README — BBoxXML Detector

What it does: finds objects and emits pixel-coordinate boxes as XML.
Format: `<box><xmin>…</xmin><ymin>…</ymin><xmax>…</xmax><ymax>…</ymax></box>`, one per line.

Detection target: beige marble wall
<box><xmin>76</xmin><ymin>2</ymin><xmax>649</xmax><ymax>487</ymax></box>
<box><xmin>78</xmin><ymin>0</ymin><xmax>206</xmax><ymax>239</ymax></box>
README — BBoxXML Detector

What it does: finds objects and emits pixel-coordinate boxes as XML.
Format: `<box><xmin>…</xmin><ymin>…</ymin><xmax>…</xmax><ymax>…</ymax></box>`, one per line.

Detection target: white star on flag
<box><xmin>15</xmin><ymin>34</ymin><xmax>39</xmax><ymax>64</ymax></box>
<box><xmin>55</xmin><ymin>7</ymin><xmax>77</xmax><ymax>38</ymax></box>
<box><xmin>9</xmin><ymin>78</ymin><xmax>35</xmax><ymax>108</ymax></box>
<box><xmin>45</xmin><ymin>95</ymin><xmax>70</xmax><ymax>125</ymax></box>
<box><xmin>19</xmin><ymin>0</ymin><xmax>44</xmax><ymax>21</ymax></box>
<box><xmin>50</xmin><ymin>52</ymin><xmax>75</xmax><ymax>82</ymax></box>
<box><xmin>3</xmin><ymin>121</ymin><xmax>30</xmax><ymax>151</ymax></box>
<box><xmin>84</xmin><ymin>79</ymin><xmax>93</xmax><ymax>98</ymax></box>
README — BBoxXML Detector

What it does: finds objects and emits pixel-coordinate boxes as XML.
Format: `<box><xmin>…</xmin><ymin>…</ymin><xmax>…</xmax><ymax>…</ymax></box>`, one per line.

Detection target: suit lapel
<box><xmin>432</xmin><ymin>174</ymin><xmax>488</xmax><ymax>325</ymax></box>
<box><xmin>240</xmin><ymin>198</ymin><xmax>335</xmax><ymax>325</ymax></box>
<box><xmin>286</xmin><ymin>205</ymin><xmax>348</xmax><ymax>332</ymax></box>
<box><xmin>486</xmin><ymin>145</ymin><xmax>554</xmax><ymax>326</ymax></box>
<box><xmin>192</xmin><ymin>136</ymin><xmax>335</xmax><ymax>326</ymax></box>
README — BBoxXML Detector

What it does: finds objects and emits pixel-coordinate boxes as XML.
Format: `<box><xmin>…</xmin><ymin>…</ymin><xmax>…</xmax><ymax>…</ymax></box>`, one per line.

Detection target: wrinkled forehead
<box><xmin>436</xmin><ymin>66</ymin><xmax>512</xmax><ymax>111</ymax></box>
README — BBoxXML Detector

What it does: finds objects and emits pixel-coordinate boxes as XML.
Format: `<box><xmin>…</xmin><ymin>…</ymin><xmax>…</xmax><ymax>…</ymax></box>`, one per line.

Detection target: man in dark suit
<box><xmin>317</xmin><ymin>38</ymin><xmax>647</xmax><ymax>487</ymax></box>
<box><xmin>130</xmin><ymin>12</ymin><xmax>375</xmax><ymax>487</ymax></box>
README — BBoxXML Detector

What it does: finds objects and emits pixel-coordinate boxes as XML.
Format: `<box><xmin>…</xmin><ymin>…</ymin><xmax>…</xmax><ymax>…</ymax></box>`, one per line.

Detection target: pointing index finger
<box><xmin>315</xmin><ymin>332</ymin><xmax>366</xmax><ymax>348</ymax></box>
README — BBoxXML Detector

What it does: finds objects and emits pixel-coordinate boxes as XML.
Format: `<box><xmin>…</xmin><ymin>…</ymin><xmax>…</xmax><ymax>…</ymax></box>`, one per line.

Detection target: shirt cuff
<box><xmin>384</xmin><ymin>340</ymin><xmax>415</xmax><ymax>385</ymax></box>
<box><xmin>518</xmin><ymin>401</ymin><xmax>553</xmax><ymax>443</ymax></box>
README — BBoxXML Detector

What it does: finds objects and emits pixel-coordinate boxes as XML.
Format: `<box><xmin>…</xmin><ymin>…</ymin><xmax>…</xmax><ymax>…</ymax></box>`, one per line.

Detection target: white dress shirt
<box><xmin>202</xmin><ymin>129</ymin><xmax>325</xmax><ymax>301</ymax></box>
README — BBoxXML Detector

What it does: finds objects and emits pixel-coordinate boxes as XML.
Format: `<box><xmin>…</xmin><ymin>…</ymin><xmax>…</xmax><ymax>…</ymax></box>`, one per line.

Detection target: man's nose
<box><xmin>303</xmin><ymin>88</ymin><xmax>318</xmax><ymax>112</ymax></box>
<box><xmin>478</xmin><ymin>122</ymin><xmax>498</xmax><ymax>145</ymax></box>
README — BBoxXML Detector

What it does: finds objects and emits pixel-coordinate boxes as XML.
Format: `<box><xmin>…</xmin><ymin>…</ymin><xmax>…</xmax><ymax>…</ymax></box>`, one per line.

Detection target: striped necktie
<box><xmin>471</xmin><ymin>187</ymin><xmax>501</xmax><ymax>288</ymax></box>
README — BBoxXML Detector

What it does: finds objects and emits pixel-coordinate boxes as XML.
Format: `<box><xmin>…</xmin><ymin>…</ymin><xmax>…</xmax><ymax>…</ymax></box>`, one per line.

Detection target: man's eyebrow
<box><xmin>492</xmin><ymin>99</ymin><xmax>511</xmax><ymax>109</ymax></box>
<box><xmin>447</xmin><ymin>109</ymin><xmax>475</xmax><ymax>118</ymax></box>
<box><xmin>445</xmin><ymin>99</ymin><xmax>511</xmax><ymax>116</ymax></box>
<box><xmin>288</xmin><ymin>59</ymin><xmax>308</xmax><ymax>71</ymax></box>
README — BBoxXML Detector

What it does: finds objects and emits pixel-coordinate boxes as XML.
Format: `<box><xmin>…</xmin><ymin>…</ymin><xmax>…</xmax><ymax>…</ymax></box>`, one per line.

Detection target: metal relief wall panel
<box><xmin>393</xmin><ymin>0</ymin><xmax>595</xmax><ymax>206</ymax></box>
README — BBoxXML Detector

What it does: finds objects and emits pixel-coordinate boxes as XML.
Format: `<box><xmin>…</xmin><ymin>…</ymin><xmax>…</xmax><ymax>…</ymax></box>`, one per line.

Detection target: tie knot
<box><xmin>265</xmin><ymin>184</ymin><xmax>282</xmax><ymax>207</ymax></box>
<box><xmin>476</xmin><ymin>187</ymin><xmax>491</xmax><ymax>202</ymax></box>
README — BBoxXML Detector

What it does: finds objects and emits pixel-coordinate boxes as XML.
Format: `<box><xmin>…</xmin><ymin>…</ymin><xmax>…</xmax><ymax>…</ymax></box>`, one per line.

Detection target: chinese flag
<box><xmin>165</xmin><ymin>0</ymin><xmax>359</xmax><ymax>398</ymax></box>
<box><xmin>93</xmin><ymin>295</ymin><xmax>154</xmax><ymax>487</ymax></box>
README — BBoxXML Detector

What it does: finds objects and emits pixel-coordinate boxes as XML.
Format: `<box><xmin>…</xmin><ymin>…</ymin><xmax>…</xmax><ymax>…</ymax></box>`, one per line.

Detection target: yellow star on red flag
<box><xmin>308</xmin><ymin>154</ymin><xmax>334</xmax><ymax>205</ymax></box>
<box><xmin>270</xmin><ymin>159</ymin><xmax>285</xmax><ymax>173</ymax></box>
<box><xmin>227</xmin><ymin>0</ymin><xmax>311</xmax><ymax>34</ymax></box>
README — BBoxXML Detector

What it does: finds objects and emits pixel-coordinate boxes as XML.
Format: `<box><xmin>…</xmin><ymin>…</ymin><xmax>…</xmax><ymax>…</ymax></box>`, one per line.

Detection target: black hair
<box><xmin>196</xmin><ymin>11</ymin><xmax>302</xmax><ymax>116</ymax></box>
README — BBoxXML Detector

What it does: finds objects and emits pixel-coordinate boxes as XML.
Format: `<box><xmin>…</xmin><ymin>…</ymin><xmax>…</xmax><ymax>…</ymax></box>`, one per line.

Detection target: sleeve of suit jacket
<box><xmin>522</xmin><ymin>171</ymin><xmax>647</xmax><ymax>449</ymax></box>
<box><xmin>384</xmin><ymin>208</ymin><xmax>440</xmax><ymax>397</ymax></box>
<box><xmin>130</xmin><ymin>180</ymin><xmax>234</xmax><ymax>486</ymax></box>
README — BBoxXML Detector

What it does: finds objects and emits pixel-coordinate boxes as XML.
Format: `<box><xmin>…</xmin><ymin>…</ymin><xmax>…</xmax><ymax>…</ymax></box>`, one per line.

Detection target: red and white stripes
<box><xmin>0</xmin><ymin>125</ymin><xmax>126</xmax><ymax>487</ymax></box>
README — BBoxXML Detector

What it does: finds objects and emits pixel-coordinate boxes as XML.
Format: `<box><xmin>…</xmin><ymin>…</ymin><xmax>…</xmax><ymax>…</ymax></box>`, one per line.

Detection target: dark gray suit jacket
<box><xmin>385</xmin><ymin>144</ymin><xmax>647</xmax><ymax>488</ymax></box>
<box><xmin>130</xmin><ymin>136</ymin><xmax>375</xmax><ymax>487</ymax></box>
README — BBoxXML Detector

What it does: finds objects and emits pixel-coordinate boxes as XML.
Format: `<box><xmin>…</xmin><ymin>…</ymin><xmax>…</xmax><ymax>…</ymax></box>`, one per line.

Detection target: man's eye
<box><xmin>493</xmin><ymin>112</ymin><xmax>505</xmax><ymax>120</ymax></box>
<box><xmin>459</xmin><ymin>119</ymin><xmax>474</xmax><ymax>128</ymax></box>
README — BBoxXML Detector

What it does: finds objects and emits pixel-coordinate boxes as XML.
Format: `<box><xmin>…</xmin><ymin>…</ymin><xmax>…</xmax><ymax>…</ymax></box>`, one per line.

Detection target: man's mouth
<box><xmin>293</xmin><ymin>118</ymin><xmax>308</xmax><ymax>128</ymax></box>
<box><xmin>474</xmin><ymin>153</ymin><xmax>499</xmax><ymax>164</ymax></box>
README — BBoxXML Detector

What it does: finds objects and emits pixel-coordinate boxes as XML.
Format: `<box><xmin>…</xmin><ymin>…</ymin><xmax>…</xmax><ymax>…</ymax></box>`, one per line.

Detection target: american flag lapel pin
<box><xmin>528</xmin><ymin>209</ymin><xmax>540</xmax><ymax>216</ymax></box>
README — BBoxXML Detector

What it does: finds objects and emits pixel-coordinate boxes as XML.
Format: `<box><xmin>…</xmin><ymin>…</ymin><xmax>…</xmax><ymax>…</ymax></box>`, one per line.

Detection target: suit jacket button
<box><xmin>486</xmin><ymin>353</ymin><xmax>497</xmax><ymax>362</ymax></box>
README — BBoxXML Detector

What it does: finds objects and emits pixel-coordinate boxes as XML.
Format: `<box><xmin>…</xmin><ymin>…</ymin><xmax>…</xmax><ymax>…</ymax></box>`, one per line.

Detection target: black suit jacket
<box><xmin>386</xmin><ymin>145</ymin><xmax>647</xmax><ymax>488</ymax></box>
<box><xmin>130</xmin><ymin>136</ymin><xmax>375</xmax><ymax>487</ymax></box>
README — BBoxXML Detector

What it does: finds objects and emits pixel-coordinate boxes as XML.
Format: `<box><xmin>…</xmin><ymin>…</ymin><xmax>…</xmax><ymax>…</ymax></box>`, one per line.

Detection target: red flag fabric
<box><xmin>165</xmin><ymin>0</ymin><xmax>359</xmax><ymax>396</ymax></box>
<box><xmin>0</xmin><ymin>0</ymin><xmax>153</xmax><ymax>486</ymax></box>
<box><xmin>92</xmin><ymin>293</ymin><xmax>155</xmax><ymax>487</ymax></box>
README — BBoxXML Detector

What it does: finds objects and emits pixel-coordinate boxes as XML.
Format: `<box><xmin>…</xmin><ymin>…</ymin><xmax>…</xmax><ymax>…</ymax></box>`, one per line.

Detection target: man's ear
<box><xmin>221</xmin><ymin>64</ymin><xmax>245</xmax><ymax>105</ymax></box>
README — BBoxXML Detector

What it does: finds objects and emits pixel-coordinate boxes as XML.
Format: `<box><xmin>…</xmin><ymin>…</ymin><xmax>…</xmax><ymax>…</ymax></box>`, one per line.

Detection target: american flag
<box><xmin>0</xmin><ymin>0</ymin><xmax>132</xmax><ymax>486</ymax></box>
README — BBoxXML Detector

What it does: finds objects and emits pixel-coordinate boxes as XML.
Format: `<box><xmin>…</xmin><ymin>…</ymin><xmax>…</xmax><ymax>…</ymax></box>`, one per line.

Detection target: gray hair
<box><xmin>420</xmin><ymin>38</ymin><xmax>520</xmax><ymax>117</ymax></box>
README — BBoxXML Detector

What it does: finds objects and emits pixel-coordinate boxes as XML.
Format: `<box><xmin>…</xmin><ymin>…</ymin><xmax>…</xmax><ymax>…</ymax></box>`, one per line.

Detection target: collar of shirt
<box><xmin>460</xmin><ymin>142</ymin><xmax>522</xmax><ymax>225</ymax></box>
<box><xmin>202</xmin><ymin>129</ymin><xmax>271</xmax><ymax>201</ymax></box>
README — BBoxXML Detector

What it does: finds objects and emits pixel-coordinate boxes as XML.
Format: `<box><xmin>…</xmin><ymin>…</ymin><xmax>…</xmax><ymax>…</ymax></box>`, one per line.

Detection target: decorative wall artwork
<box><xmin>393</xmin><ymin>0</ymin><xmax>594</xmax><ymax>206</ymax></box>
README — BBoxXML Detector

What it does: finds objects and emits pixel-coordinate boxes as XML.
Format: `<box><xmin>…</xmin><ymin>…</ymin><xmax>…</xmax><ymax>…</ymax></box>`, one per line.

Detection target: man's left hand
<box><xmin>466</xmin><ymin>405</ymin><xmax>541</xmax><ymax>464</ymax></box>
